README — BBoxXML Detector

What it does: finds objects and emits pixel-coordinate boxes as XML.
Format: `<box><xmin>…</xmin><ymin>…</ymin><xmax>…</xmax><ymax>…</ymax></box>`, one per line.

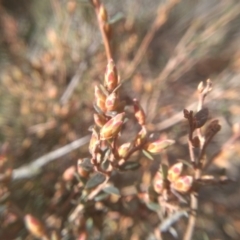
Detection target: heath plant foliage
<box><xmin>0</xmin><ymin>0</ymin><xmax>233</xmax><ymax>240</ymax></box>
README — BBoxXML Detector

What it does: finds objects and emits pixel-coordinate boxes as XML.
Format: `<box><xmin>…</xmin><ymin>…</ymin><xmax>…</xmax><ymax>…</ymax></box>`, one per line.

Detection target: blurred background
<box><xmin>0</xmin><ymin>0</ymin><xmax>240</xmax><ymax>239</ymax></box>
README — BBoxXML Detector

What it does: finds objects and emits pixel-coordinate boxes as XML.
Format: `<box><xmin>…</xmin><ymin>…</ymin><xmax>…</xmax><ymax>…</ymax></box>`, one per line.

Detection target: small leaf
<box><xmin>78</xmin><ymin>158</ymin><xmax>93</xmax><ymax>172</ymax></box>
<box><xmin>103</xmin><ymin>186</ymin><xmax>120</xmax><ymax>196</ymax></box>
<box><xmin>142</xmin><ymin>149</ymin><xmax>154</xmax><ymax>161</ymax></box>
<box><xmin>119</xmin><ymin>161</ymin><xmax>141</xmax><ymax>171</ymax></box>
<box><xmin>85</xmin><ymin>173</ymin><xmax>106</xmax><ymax>189</ymax></box>
<box><xmin>101</xmin><ymin>159</ymin><xmax>110</xmax><ymax>171</ymax></box>
<box><xmin>194</xmin><ymin>108</ymin><xmax>209</xmax><ymax>128</ymax></box>
<box><xmin>146</xmin><ymin>202</ymin><xmax>161</xmax><ymax>212</ymax></box>
<box><xmin>109</xmin><ymin>12</ymin><xmax>124</xmax><ymax>24</ymax></box>
<box><xmin>94</xmin><ymin>192</ymin><xmax>110</xmax><ymax>201</ymax></box>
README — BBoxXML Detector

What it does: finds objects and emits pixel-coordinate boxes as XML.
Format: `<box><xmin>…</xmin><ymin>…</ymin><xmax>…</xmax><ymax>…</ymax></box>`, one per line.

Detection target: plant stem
<box><xmin>91</xmin><ymin>0</ymin><xmax>113</xmax><ymax>61</ymax></box>
<box><xmin>183</xmin><ymin>192</ymin><xmax>198</xmax><ymax>240</ymax></box>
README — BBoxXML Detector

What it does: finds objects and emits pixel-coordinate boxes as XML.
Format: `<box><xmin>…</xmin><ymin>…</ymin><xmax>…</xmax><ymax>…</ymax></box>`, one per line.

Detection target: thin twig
<box><xmin>184</xmin><ymin>192</ymin><xmax>198</xmax><ymax>240</ymax></box>
<box><xmin>184</xmin><ymin>81</ymin><xmax>213</xmax><ymax>240</ymax></box>
<box><xmin>150</xmin><ymin>86</ymin><xmax>223</xmax><ymax>132</ymax></box>
<box><xmin>12</xmin><ymin>135</ymin><xmax>90</xmax><ymax>181</ymax></box>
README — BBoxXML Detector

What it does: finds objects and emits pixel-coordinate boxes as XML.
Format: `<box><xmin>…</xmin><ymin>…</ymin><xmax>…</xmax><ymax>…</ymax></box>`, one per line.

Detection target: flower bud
<box><xmin>94</xmin><ymin>113</ymin><xmax>107</xmax><ymax>128</ymax></box>
<box><xmin>153</xmin><ymin>172</ymin><xmax>164</xmax><ymax>194</ymax></box>
<box><xmin>144</xmin><ymin>139</ymin><xmax>175</xmax><ymax>154</ymax></box>
<box><xmin>135</xmin><ymin>127</ymin><xmax>147</xmax><ymax>147</ymax></box>
<box><xmin>192</xmin><ymin>136</ymin><xmax>200</xmax><ymax>148</ymax></box>
<box><xmin>99</xmin><ymin>4</ymin><xmax>108</xmax><ymax>22</ymax></box>
<box><xmin>100</xmin><ymin>113</ymin><xmax>125</xmax><ymax>140</ymax></box>
<box><xmin>95</xmin><ymin>85</ymin><xmax>106</xmax><ymax>112</ymax></box>
<box><xmin>63</xmin><ymin>165</ymin><xmax>76</xmax><ymax>182</ymax></box>
<box><xmin>89</xmin><ymin>131</ymin><xmax>99</xmax><ymax>155</ymax></box>
<box><xmin>171</xmin><ymin>175</ymin><xmax>193</xmax><ymax>193</ymax></box>
<box><xmin>167</xmin><ymin>162</ymin><xmax>183</xmax><ymax>182</ymax></box>
<box><xmin>105</xmin><ymin>92</ymin><xmax>118</xmax><ymax>111</ymax></box>
<box><xmin>133</xmin><ymin>98</ymin><xmax>146</xmax><ymax>125</ymax></box>
<box><xmin>104</xmin><ymin>59</ymin><xmax>118</xmax><ymax>92</ymax></box>
<box><xmin>118</xmin><ymin>142</ymin><xmax>131</xmax><ymax>158</ymax></box>
<box><xmin>24</xmin><ymin>214</ymin><xmax>46</xmax><ymax>238</ymax></box>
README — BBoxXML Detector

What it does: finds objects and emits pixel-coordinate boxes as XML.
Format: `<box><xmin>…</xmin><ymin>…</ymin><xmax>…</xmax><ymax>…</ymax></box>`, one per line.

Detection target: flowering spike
<box><xmin>100</xmin><ymin>113</ymin><xmax>125</xmax><ymax>140</ymax></box>
<box><xmin>167</xmin><ymin>162</ymin><xmax>183</xmax><ymax>182</ymax></box>
<box><xmin>94</xmin><ymin>85</ymin><xmax>106</xmax><ymax>112</ymax></box>
<box><xmin>171</xmin><ymin>175</ymin><xmax>193</xmax><ymax>193</ymax></box>
<box><xmin>104</xmin><ymin>59</ymin><xmax>118</xmax><ymax>92</ymax></box>
<box><xmin>144</xmin><ymin>139</ymin><xmax>175</xmax><ymax>154</ymax></box>
<box><xmin>105</xmin><ymin>92</ymin><xmax>118</xmax><ymax>111</ymax></box>
<box><xmin>133</xmin><ymin>98</ymin><xmax>146</xmax><ymax>125</ymax></box>
<box><xmin>118</xmin><ymin>142</ymin><xmax>131</xmax><ymax>158</ymax></box>
<box><xmin>24</xmin><ymin>214</ymin><xmax>46</xmax><ymax>238</ymax></box>
<box><xmin>153</xmin><ymin>172</ymin><xmax>164</xmax><ymax>194</ymax></box>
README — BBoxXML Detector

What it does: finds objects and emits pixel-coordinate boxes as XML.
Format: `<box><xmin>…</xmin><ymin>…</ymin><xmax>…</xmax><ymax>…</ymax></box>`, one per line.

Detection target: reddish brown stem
<box><xmin>90</xmin><ymin>0</ymin><xmax>113</xmax><ymax>61</ymax></box>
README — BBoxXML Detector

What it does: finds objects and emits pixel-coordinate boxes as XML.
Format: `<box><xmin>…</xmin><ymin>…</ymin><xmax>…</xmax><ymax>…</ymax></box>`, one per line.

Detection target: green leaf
<box><xmin>103</xmin><ymin>186</ymin><xmax>120</xmax><ymax>196</ymax></box>
<box><xmin>142</xmin><ymin>149</ymin><xmax>154</xmax><ymax>160</ymax></box>
<box><xmin>79</xmin><ymin>158</ymin><xmax>93</xmax><ymax>172</ymax></box>
<box><xmin>101</xmin><ymin>159</ymin><xmax>110</xmax><ymax>171</ymax></box>
<box><xmin>94</xmin><ymin>192</ymin><xmax>110</xmax><ymax>201</ymax></box>
<box><xmin>146</xmin><ymin>202</ymin><xmax>161</xmax><ymax>212</ymax></box>
<box><xmin>85</xmin><ymin>173</ymin><xmax>106</xmax><ymax>189</ymax></box>
<box><xmin>109</xmin><ymin>12</ymin><xmax>124</xmax><ymax>24</ymax></box>
<box><xmin>119</xmin><ymin>161</ymin><xmax>141</xmax><ymax>171</ymax></box>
